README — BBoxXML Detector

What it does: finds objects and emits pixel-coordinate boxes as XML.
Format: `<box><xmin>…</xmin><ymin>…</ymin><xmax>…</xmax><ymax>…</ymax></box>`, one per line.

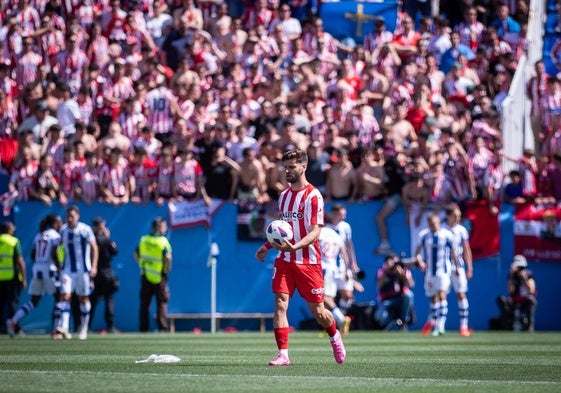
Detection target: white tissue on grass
<box><xmin>135</xmin><ymin>354</ymin><xmax>181</xmax><ymax>363</ymax></box>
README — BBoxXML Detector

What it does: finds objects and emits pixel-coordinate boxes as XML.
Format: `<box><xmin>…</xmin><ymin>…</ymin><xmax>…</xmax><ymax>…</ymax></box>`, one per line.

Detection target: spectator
<box><xmin>356</xmin><ymin>146</ymin><xmax>385</xmax><ymax>202</ymax></box>
<box><xmin>99</xmin><ymin>147</ymin><xmax>132</xmax><ymax>206</ymax></box>
<box><xmin>8</xmin><ymin>146</ymin><xmax>38</xmax><ymax>202</ymax></box>
<box><xmin>237</xmin><ymin>147</ymin><xmax>268</xmax><ymax>204</ymax></box>
<box><xmin>496</xmin><ymin>255</ymin><xmax>537</xmax><ymax>332</ymax></box>
<box><xmin>203</xmin><ymin>146</ymin><xmax>240</xmax><ymax>201</ymax></box>
<box><xmin>502</xmin><ymin>170</ymin><xmax>526</xmax><ymax>205</ymax></box>
<box><xmin>29</xmin><ymin>154</ymin><xmax>59</xmax><ymax>206</ymax></box>
<box><xmin>134</xmin><ymin>217</ymin><xmax>172</xmax><ymax>332</ymax></box>
<box><xmin>153</xmin><ymin>146</ymin><xmax>175</xmax><ymax>206</ymax></box>
<box><xmin>17</xmin><ymin>100</ymin><xmax>59</xmax><ymax>144</ymax></box>
<box><xmin>73</xmin><ymin>151</ymin><xmax>100</xmax><ymax>205</ymax></box>
<box><xmin>173</xmin><ymin>147</ymin><xmax>211</xmax><ymax>206</ymax></box>
<box><xmin>129</xmin><ymin>146</ymin><xmax>157</xmax><ymax>205</ymax></box>
<box><xmin>55</xmin><ymin>83</ymin><xmax>81</xmax><ymax>137</ymax></box>
<box><xmin>325</xmin><ymin>147</ymin><xmax>357</xmax><ymax>203</ymax></box>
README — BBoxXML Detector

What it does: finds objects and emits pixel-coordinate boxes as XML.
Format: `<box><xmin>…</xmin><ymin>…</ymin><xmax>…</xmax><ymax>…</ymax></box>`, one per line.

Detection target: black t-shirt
<box><xmin>383</xmin><ymin>157</ymin><xmax>407</xmax><ymax>196</ymax></box>
<box><xmin>95</xmin><ymin>233</ymin><xmax>118</xmax><ymax>271</ymax></box>
<box><xmin>194</xmin><ymin>138</ymin><xmax>224</xmax><ymax>175</ymax></box>
<box><xmin>204</xmin><ymin>161</ymin><xmax>233</xmax><ymax>200</ymax></box>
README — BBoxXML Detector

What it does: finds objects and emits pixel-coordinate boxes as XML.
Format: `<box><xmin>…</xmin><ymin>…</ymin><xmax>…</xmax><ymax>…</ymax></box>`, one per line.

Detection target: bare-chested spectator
<box><xmin>259</xmin><ymin>141</ymin><xmax>286</xmax><ymax>200</ymax></box>
<box><xmin>402</xmin><ymin>158</ymin><xmax>430</xmax><ymax>227</ymax></box>
<box><xmin>324</xmin><ymin>122</ymin><xmax>349</xmax><ymax>151</ymax></box>
<box><xmin>173</xmin><ymin>0</ymin><xmax>204</xmax><ymax>32</ymax></box>
<box><xmin>356</xmin><ymin>146</ymin><xmax>385</xmax><ymax>202</ymax></box>
<box><xmin>385</xmin><ymin>99</ymin><xmax>418</xmax><ymax>153</ymax></box>
<box><xmin>99</xmin><ymin>121</ymin><xmax>131</xmax><ymax>158</ymax></box>
<box><xmin>237</xmin><ymin>147</ymin><xmax>268</xmax><ymax>204</ymax></box>
<box><xmin>325</xmin><ymin>147</ymin><xmax>357</xmax><ymax>203</ymax></box>
<box><xmin>272</xmin><ymin>118</ymin><xmax>309</xmax><ymax>152</ymax></box>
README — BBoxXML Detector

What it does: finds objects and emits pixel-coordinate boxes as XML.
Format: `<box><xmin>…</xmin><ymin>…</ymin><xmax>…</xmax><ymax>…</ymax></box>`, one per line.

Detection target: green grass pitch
<box><xmin>1</xmin><ymin>331</ymin><xmax>560</xmax><ymax>393</ymax></box>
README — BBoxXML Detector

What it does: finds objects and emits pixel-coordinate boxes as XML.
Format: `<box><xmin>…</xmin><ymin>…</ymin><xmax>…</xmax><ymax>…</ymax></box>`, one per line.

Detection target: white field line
<box><xmin>0</xmin><ymin>369</ymin><xmax>559</xmax><ymax>386</ymax></box>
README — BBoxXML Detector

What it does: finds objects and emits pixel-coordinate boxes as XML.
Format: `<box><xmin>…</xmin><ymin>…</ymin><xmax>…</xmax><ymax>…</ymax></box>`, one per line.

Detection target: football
<box><xmin>266</xmin><ymin>220</ymin><xmax>293</xmax><ymax>246</ymax></box>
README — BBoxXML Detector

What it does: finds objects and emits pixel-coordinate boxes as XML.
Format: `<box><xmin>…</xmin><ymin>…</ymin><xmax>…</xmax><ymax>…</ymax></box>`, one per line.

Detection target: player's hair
<box><xmin>331</xmin><ymin>203</ymin><xmax>346</xmax><ymax>213</ymax></box>
<box><xmin>44</xmin><ymin>214</ymin><xmax>60</xmax><ymax>230</ymax></box>
<box><xmin>152</xmin><ymin>217</ymin><xmax>166</xmax><ymax>231</ymax></box>
<box><xmin>66</xmin><ymin>205</ymin><xmax>80</xmax><ymax>215</ymax></box>
<box><xmin>445</xmin><ymin>203</ymin><xmax>460</xmax><ymax>216</ymax></box>
<box><xmin>282</xmin><ymin>148</ymin><xmax>307</xmax><ymax>164</ymax></box>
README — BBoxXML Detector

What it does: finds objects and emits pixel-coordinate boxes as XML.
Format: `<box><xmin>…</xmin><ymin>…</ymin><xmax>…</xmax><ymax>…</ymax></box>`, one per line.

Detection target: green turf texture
<box><xmin>1</xmin><ymin>331</ymin><xmax>560</xmax><ymax>393</ymax></box>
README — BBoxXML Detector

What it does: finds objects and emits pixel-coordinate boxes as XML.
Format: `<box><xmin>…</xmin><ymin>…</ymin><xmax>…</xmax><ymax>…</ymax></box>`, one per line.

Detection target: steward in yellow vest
<box><xmin>0</xmin><ymin>221</ymin><xmax>26</xmax><ymax>334</ymax></box>
<box><xmin>134</xmin><ymin>217</ymin><xmax>172</xmax><ymax>332</ymax></box>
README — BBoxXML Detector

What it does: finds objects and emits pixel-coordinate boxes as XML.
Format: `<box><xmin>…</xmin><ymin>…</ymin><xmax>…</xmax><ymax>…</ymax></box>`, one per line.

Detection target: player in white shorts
<box><xmin>327</xmin><ymin>204</ymin><xmax>363</xmax><ymax>317</ymax></box>
<box><xmin>415</xmin><ymin>213</ymin><xmax>459</xmax><ymax>336</ymax></box>
<box><xmin>443</xmin><ymin>203</ymin><xmax>473</xmax><ymax>337</ymax></box>
<box><xmin>57</xmin><ymin>205</ymin><xmax>98</xmax><ymax>340</ymax></box>
<box><xmin>319</xmin><ymin>225</ymin><xmax>349</xmax><ymax>332</ymax></box>
<box><xmin>7</xmin><ymin>215</ymin><xmax>63</xmax><ymax>338</ymax></box>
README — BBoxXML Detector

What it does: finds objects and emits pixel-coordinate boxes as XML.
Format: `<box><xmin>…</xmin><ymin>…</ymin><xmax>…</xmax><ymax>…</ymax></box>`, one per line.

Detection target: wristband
<box><xmin>264</xmin><ymin>241</ymin><xmax>272</xmax><ymax>250</ymax></box>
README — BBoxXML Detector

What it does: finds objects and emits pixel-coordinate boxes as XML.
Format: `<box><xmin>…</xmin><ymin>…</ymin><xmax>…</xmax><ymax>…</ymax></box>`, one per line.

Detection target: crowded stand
<box><xmin>0</xmin><ymin>0</ymin><xmax>560</xmax><ymax>224</ymax></box>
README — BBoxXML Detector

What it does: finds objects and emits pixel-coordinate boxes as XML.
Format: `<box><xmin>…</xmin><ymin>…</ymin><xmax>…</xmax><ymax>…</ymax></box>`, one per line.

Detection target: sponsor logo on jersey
<box><xmin>283</xmin><ymin>211</ymin><xmax>304</xmax><ymax>220</ymax></box>
<box><xmin>311</xmin><ymin>287</ymin><xmax>325</xmax><ymax>295</ymax></box>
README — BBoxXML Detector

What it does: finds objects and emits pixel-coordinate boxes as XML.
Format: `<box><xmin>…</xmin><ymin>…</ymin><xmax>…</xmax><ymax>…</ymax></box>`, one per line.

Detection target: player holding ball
<box><xmin>255</xmin><ymin>148</ymin><xmax>346</xmax><ymax>366</ymax></box>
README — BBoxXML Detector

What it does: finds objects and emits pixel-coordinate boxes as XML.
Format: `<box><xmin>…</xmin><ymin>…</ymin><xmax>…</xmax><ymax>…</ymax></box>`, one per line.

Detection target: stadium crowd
<box><xmin>0</xmin><ymin>0</ymin><xmax>560</xmax><ymax>252</ymax></box>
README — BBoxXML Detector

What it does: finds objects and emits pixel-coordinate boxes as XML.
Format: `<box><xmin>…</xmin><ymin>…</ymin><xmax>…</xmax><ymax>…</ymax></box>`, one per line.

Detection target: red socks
<box><xmin>274</xmin><ymin>327</ymin><xmax>289</xmax><ymax>350</ymax></box>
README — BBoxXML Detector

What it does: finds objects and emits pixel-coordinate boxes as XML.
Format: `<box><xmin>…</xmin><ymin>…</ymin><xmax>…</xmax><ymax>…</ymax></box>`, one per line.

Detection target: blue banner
<box><xmin>319</xmin><ymin>1</ymin><xmax>399</xmax><ymax>44</ymax></box>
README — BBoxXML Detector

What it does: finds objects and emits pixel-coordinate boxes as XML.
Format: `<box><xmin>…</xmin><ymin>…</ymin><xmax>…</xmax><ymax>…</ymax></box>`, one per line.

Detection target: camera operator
<box><xmin>497</xmin><ymin>255</ymin><xmax>537</xmax><ymax>332</ymax></box>
<box><xmin>374</xmin><ymin>253</ymin><xmax>415</xmax><ymax>331</ymax></box>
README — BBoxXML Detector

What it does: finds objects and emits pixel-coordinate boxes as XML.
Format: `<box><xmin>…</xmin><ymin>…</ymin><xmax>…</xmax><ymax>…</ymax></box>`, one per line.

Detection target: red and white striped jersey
<box><xmin>55</xmin><ymin>49</ymin><xmax>89</xmax><ymax>93</ymax></box>
<box><xmin>526</xmin><ymin>74</ymin><xmax>549</xmax><ymax>117</ymax></box>
<box><xmin>302</xmin><ymin>31</ymin><xmax>338</xmax><ymax>56</ymax></box>
<box><xmin>15</xmin><ymin>7</ymin><xmax>41</xmax><ymax>35</ymax></box>
<box><xmin>38</xmin><ymin>30</ymin><xmax>65</xmax><ymax>72</ymax></box>
<box><xmin>468</xmin><ymin>147</ymin><xmax>493</xmax><ymax>189</ymax></box>
<box><xmin>10</xmin><ymin>160</ymin><xmax>38</xmax><ymax>201</ymax></box>
<box><xmin>118</xmin><ymin>110</ymin><xmax>145</xmax><ymax>143</ymax></box>
<box><xmin>240</xmin><ymin>7</ymin><xmax>273</xmax><ymax>30</ymax></box>
<box><xmin>173</xmin><ymin>158</ymin><xmax>203</xmax><ymax>196</ymax></box>
<box><xmin>15</xmin><ymin>51</ymin><xmax>42</xmax><ymax>90</ymax></box>
<box><xmin>56</xmin><ymin>159</ymin><xmax>81</xmax><ymax>198</ymax></box>
<box><xmin>130</xmin><ymin>158</ymin><xmax>157</xmax><ymax>199</ymax></box>
<box><xmin>539</xmin><ymin>90</ymin><xmax>561</xmax><ymax>129</ymax></box>
<box><xmin>276</xmin><ymin>183</ymin><xmax>324</xmax><ymax>265</ymax></box>
<box><xmin>87</xmin><ymin>36</ymin><xmax>110</xmax><ymax>68</ymax></box>
<box><xmin>455</xmin><ymin>21</ymin><xmax>486</xmax><ymax>50</ymax></box>
<box><xmin>99</xmin><ymin>157</ymin><xmax>130</xmax><ymax>197</ymax></box>
<box><xmin>44</xmin><ymin>140</ymin><xmax>66</xmax><ymax>172</ymax></box>
<box><xmin>102</xmin><ymin>76</ymin><xmax>135</xmax><ymax>117</ymax></box>
<box><xmin>444</xmin><ymin>156</ymin><xmax>471</xmax><ymax>202</ymax></box>
<box><xmin>155</xmin><ymin>160</ymin><xmax>174</xmax><ymax>197</ymax></box>
<box><xmin>145</xmin><ymin>86</ymin><xmax>177</xmax><ymax>134</ymax></box>
<box><xmin>74</xmin><ymin>164</ymin><xmax>100</xmax><ymax>201</ymax></box>
<box><xmin>363</xmin><ymin>31</ymin><xmax>393</xmax><ymax>53</ymax></box>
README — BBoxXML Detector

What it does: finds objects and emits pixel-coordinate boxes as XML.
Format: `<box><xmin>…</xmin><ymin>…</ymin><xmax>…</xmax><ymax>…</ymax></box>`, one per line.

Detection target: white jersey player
<box><xmin>319</xmin><ymin>226</ymin><xmax>349</xmax><ymax>331</ymax></box>
<box><xmin>415</xmin><ymin>213</ymin><xmax>459</xmax><ymax>336</ymax></box>
<box><xmin>7</xmin><ymin>215</ymin><xmax>63</xmax><ymax>338</ymax></box>
<box><xmin>443</xmin><ymin>203</ymin><xmax>473</xmax><ymax>337</ymax></box>
<box><xmin>56</xmin><ymin>205</ymin><xmax>98</xmax><ymax>340</ymax></box>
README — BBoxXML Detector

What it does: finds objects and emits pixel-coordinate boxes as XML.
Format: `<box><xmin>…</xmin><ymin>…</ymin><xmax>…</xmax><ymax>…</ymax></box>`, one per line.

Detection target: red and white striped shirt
<box><xmin>56</xmin><ymin>159</ymin><xmax>81</xmax><ymax>199</ymax></box>
<box><xmin>10</xmin><ymin>159</ymin><xmax>38</xmax><ymax>201</ymax></box>
<box><xmin>99</xmin><ymin>157</ymin><xmax>130</xmax><ymax>197</ymax></box>
<box><xmin>102</xmin><ymin>76</ymin><xmax>135</xmax><ymax>118</ymax></box>
<box><xmin>74</xmin><ymin>164</ymin><xmax>100</xmax><ymax>202</ymax></box>
<box><xmin>276</xmin><ymin>183</ymin><xmax>324</xmax><ymax>265</ymax></box>
<box><xmin>130</xmin><ymin>158</ymin><xmax>156</xmax><ymax>199</ymax></box>
<box><xmin>173</xmin><ymin>158</ymin><xmax>203</xmax><ymax>196</ymax></box>
<box><xmin>15</xmin><ymin>51</ymin><xmax>42</xmax><ymax>90</ymax></box>
<box><xmin>118</xmin><ymin>110</ymin><xmax>145</xmax><ymax>143</ymax></box>
<box><xmin>155</xmin><ymin>160</ymin><xmax>174</xmax><ymax>197</ymax></box>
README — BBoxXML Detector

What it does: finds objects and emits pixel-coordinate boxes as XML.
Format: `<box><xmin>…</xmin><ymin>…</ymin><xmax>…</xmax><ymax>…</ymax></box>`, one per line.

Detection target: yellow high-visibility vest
<box><xmin>138</xmin><ymin>235</ymin><xmax>171</xmax><ymax>284</ymax></box>
<box><xmin>0</xmin><ymin>233</ymin><xmax>18</xmax><ymax>281</ymax></box>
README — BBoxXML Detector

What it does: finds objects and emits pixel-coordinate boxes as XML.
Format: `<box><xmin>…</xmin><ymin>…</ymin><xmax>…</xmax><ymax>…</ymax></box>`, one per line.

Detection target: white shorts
<box><xmin>335</xmin><ymin>269</ymin><xmax>354</xmax><ymax>291</ymax></box>
<box><xmin>424</xmin><ymin>273</ymin><xmax>451</xmax><ymax>298</ymax></box>
<box><xmin>451</xmin><ymin>268</ymin><xmax>468</xmax><ymax>294</ymax></box>
<box><xmin>61</xmin><ymin>272</ymin><xmax>92</xmax><ymax>296</ymax></box>
<box><xmin>28</xmin><ymin>264</ymin><xmax>59</xmax><ymax>296</ymax></box>
<box><xmin>323</xmin><ymin>268</ymin><xmax>337</xmax><ymax>298</ymax></box>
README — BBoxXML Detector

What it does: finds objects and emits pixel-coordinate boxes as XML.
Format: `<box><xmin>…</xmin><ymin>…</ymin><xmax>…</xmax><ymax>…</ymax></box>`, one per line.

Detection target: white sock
<box><xmin>80</xmin><ymin>301</ymin><xmax>91</xmax><ymax>331</ymax></box>
<box><xmin>331</xmin><ymin>307</ymin><xmax>346</xmax><ymax>327</ymax></box>
<box><xmin>279</xmin><ymin>349</ymin><xmax>289</xmax><ymax>356</ymax></box>
<box><xmin>438</xmin><ymin>300</ymin><xmax>448</xmax><ymax>332</ymax></box>
<box><xmin>458</xmin><ymin>298</ymin><xmax>469</xmax><ymax>330</ymax></box>
<box><xmin>60</xmin><ymin>301</ymin><xmax>71</xmax><ymax>330</ymax></box>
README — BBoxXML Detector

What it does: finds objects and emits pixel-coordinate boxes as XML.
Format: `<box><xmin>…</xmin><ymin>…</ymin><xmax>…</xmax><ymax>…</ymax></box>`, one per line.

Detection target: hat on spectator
<box><xmin>512</xmin><ymin>255</ymin><xmax>527</xmax><ymax>268</ymax></box>
<box><xmin>374</xmin><ymin>16</ymin><xmax>385</xmax><ymax>25</ymax></box>
<box><xmin>451</xmin><ymin>62</ymin><xmax>461</xmax><ymax>70</ymax></box>
<box><xmin>282</xmin><ymin>118</ymin><xmax>295</xmax><ymax>127</ymax></box>
<box><xmin>495</xmin><ymin>64</ymin><xmax>506</xmax><ymax>73</ymax></box>
<box><xmin>36</xmin><ymin>101</ymin><xmax>48</xmax><ymax>111</ymax></box>
<box><xmin>92</xmin><ymin>216</ymin><xmax>105</xmax><ymax>227</ymax></box>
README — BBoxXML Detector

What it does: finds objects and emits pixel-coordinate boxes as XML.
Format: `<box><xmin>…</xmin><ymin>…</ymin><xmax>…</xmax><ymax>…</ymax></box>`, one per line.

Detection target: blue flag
<box><xmin>319</xmin><ymin>1</ymin><xmax>399</xmax><ymax>44</ymax></box>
